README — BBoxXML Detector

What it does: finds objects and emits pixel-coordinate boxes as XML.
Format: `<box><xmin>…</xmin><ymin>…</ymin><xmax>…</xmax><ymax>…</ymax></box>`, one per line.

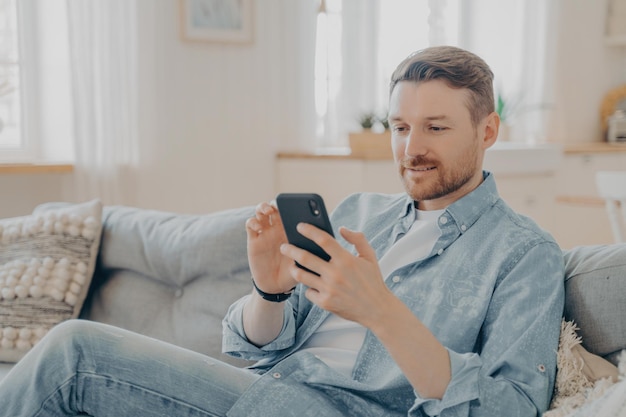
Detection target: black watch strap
<box><xmin>251</xmin><ymin>278</ymin><xmax>295</xmax><ymax>303</ymax></box>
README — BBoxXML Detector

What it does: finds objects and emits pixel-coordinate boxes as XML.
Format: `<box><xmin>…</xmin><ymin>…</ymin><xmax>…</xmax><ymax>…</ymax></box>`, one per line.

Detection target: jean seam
<box><xmin>68</xmin><ymin>371</ymin><xmax>223</xmax><ymax>417</ymax></box>
<box><xmin>33</xmin><ymin>376</ymin><xmax>76</xmax><ymax>417</ymax></box>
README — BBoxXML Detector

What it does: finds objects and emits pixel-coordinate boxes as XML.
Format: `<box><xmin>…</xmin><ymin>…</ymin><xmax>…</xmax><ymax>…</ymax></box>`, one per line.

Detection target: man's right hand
<box><xmin>245</xmin><ymin>201</ymin><xmax>297</xmax><ymax>296</ymax></box>
<box><xmin>243</xmin><ymin>202</ymin><xmax>297</xmax><ymax>346</ymax></box>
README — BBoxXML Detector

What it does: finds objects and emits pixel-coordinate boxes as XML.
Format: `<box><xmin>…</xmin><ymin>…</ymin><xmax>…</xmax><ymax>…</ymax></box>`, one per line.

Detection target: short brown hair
<box><xmin>390</xmin><ymin>46</ymin><xmax>494</xmax><ymax>128</ymax></box>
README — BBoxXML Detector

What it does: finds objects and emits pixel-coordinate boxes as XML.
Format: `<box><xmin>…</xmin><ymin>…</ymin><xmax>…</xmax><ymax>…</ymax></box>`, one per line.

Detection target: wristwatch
<box><xmin>251</xmin><ymin>278</ymin><xmax>296</xmax><ymax>303</ymax></box>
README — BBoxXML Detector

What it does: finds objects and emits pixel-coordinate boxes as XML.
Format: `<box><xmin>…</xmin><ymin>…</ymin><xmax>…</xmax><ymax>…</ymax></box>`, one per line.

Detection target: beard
<box><xmin>398</xmin><ymin>143</ymin><xmax>479</xmax><ymax>203</ymax></box>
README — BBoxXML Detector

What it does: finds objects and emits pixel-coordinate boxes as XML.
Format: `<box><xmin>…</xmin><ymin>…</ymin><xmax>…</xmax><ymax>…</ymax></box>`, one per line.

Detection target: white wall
<box><xmin>126</xmin><ymin>0</ymin><xmax>316</xmax><ymax>214</ymax></box>
<box><xmin>1</xmin><ymin>0</ymin><xmax>625</xmax><ymax>218</ymax></box>
<box><xmin>549</xmin><ymin>0</ymin><xmax>626</xmax><ymax>143</ymax></box>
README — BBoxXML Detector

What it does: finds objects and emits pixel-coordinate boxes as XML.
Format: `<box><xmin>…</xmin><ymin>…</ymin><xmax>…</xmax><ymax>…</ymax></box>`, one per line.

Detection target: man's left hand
<box><xmin>280</xmin><ymin>224</ymin><xmax>394</xmax><ymax>327</ymax></box>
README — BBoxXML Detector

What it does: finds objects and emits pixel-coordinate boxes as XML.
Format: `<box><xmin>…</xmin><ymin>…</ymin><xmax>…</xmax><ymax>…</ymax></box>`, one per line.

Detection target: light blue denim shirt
<box><xmin>223</xmin><ymin>172</ymin><xmax>565</xmax><ymax>417</ymax></box>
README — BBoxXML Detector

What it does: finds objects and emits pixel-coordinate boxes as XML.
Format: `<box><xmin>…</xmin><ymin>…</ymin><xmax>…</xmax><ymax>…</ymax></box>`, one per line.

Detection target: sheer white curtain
<box><xmin>315</xmin><ymin>0</ymin><xmax>555</xmax><ymax>148</ymax></box>
<box><xmin>315</xmin><ymin>0</ymin><xmax>389</xmax><ymax>148</ymax></box>
<box><xmin>462</xmin><ymin>0</ymin><xmax>557</xmax><ymax>144</ymax></box>
<box><xmin>316</xmin><ymin>0</ymin><xmax>459</xmax><ymax>148</ymax></box>
<box><xmin>322</xmin><ymin>0</ymin><xmax>379</xmax><ymax>148</ymax></box>
<box><xmin>66</xmin><ymin>0</ymin><xmax>139</xmax><ymax>205</ymax></box>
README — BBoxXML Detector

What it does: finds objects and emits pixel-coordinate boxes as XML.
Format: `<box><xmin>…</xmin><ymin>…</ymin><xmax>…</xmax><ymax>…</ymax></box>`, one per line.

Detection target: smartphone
<box><xmin>276</xmin><ymin>193</ymin><xmax>334</xmax><ymax>275</ymax></box>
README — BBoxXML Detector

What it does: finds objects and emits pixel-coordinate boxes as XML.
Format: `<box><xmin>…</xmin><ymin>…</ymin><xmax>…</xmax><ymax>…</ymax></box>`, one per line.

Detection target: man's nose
<box><xmin>404</xmin><ymin>129</ymin><xmax>428</xmax><ymax>156</ymax></box>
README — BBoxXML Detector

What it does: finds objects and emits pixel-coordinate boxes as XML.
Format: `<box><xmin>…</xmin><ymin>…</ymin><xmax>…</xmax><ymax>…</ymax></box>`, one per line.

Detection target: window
<box><xmin>314</xmin><ymin>0</ymin><xmax>553</xmax><ymax>148</ymax></box>
<box><xmin>0</xmin><ymin>0</ymin><xmax>73</xmax><ymax>163</ymax></box>
<box><xmin>0</xmin><ymin>0</ymin><xmax>22</xmax><ymax>155</ymax></box>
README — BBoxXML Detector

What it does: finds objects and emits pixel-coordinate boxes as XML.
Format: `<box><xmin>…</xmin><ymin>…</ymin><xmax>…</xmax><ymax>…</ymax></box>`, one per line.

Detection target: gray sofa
<box><xmin>83</xmin><ymin>205</ymin><xmax>626</xmax><ymax>368</ymax></box>
<box><xmin>82</xmin><ymin>205</ymin><xmax>258</xmax><ymax>367</ymax></box>
<box><xmin>3</xmin><ymin>204</ymin><xmax>626</xmax><ymax>405</ymax></box>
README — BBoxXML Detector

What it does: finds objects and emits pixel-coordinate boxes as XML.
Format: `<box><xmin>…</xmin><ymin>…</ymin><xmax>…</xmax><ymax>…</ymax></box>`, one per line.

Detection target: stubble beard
<box><xmin>399</xmin><ymin>145</ymin><xmax>479</xmax><ymax>203</ymax></box>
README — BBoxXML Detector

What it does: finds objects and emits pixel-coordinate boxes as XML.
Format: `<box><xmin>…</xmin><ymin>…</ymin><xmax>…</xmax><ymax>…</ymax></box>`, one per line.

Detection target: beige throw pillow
<box><xmin>0</xmin><ymin>200</ymin><xmax>103</xmax><ymax>362</ymax></box>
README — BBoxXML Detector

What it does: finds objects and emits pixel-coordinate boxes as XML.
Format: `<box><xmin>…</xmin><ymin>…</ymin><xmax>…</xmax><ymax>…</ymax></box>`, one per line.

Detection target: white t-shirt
<box><xmin>299</xmin><ymin>208</ymin><xmax>444</xmax><ymax>377</ymax></box>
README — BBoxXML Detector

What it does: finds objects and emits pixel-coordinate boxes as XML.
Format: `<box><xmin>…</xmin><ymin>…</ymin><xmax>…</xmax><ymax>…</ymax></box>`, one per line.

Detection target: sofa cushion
<box><xmin>0</xmin><ymin>199</ymin><xmax>103</xmax><ymax>362</ymax></box>
<box><xmin>563</xmin><ymin>244</ymin><xmax>626</xmax><ymax>365</ymax></box>
<box><xmin>81</xmin><ymin>205</ymin><xmax>256</xmax><ymax>366</ymax></box>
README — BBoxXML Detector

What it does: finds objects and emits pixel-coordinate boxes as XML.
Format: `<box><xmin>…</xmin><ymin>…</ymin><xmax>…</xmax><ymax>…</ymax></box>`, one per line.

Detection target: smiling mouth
<box><xmin>408</xmin><ymin>166</ymin><xmax>436</xmax><ymax>171</ymax></box>
<box><xmin>401</xmin><ymin>157</ymin><xmax>438</xmax><ymax>173</ymax></box>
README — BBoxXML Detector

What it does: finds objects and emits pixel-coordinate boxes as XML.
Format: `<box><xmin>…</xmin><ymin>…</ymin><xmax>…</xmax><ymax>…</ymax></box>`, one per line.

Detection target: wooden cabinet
<box><xmin>276</xmin><ymin>144</ymin><xmax>626</xmax><ymax>250</ymax></box>
<box><xmin>554</xmin><ymin>145</ymin><xmax>626</xmax><ymax>248</ymax></box>
<box><xmin>275</xmin><ymin>158</ymin><xmax>403</xmax><ymax>212</ymax></box>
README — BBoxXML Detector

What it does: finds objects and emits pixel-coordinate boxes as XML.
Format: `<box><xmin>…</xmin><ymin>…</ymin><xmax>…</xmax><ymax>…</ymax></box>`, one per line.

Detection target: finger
<box><xmin>254</xmin><ymin>202</ymin><xmax>279</xmax><ymax>228</ymax></box>
<box><xmin>286</xmin><ymin>265</ymin><xmax>324</xmax><ymax>308</ymax></box>
<box><xmin>295</xmin><ymin>222</ymin><xmax>341</xmax><ymax>256</ymax></box>
<box><xmin>280</xmin><ymin>243</ymin><xmax>328</xmax><ymax>280</ymax></box>
<box><xmin>287</xmin><ymin>261</ymin><xmax>323</xmax><ymax>291</ymax></box>
<box><xmin>255</xmin><ymin>202</ymin><xmax>272</xmax><ymax>218</ymax></box>
<box><xmin>245</xmin><ymin>217</ymin><xmax>263</xmax><ymax>238</ymax></box>
<box><xmin>303</xmin><ymin>285</ymin><xmax>323</xmax><ymax>306</ymax></box>
<box><xmin>339</xmin><ymin>227</ymin><xmax>377</xmax><ymax>262</ymax></box>
<box><xmin>268</xmin><ymin>203</ymin><xmax>284</xmax><ymax>228</ymax></box>
<box><xmin>288</xmin><ymin>264</ymin><xmax>336</xmax><ymax>312</ymax></box>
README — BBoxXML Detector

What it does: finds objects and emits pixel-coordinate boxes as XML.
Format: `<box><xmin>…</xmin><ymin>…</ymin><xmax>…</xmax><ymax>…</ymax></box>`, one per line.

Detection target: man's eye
<box><xmin>430</xmin><ymin>126</ymin><xmax>446</xmax><ymax>132</ymax></box>
<box><xmin>393</xmin><ymin>126</ymin><xmax>407</xmax><ymax>132</ymax></box>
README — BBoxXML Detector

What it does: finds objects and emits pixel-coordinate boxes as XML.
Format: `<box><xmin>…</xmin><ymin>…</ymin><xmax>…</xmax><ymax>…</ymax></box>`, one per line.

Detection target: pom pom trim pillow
<box><xmin>0</xmin><ymin>200</ymin><xmax>103</xmax><ymax>362</ymax></box>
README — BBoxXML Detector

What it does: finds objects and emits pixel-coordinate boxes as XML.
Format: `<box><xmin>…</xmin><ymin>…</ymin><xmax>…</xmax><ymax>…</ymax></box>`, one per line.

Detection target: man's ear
<box><xmin>481</xmin><ymin>111</ymin><xmax>499</xmax><ymax>149</ymax></box>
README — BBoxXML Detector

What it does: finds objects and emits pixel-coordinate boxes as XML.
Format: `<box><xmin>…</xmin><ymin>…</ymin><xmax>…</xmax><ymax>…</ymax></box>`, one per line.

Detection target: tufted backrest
<box><xmin>80</xmin><ymin>205</ymin><xmax>256</xmax><ymax>367</ymax></box>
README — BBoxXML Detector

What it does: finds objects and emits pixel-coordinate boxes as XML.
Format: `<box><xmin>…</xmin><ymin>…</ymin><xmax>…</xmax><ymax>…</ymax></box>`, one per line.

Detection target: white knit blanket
<box><xmin>560</xmin><ymin>377</ymin><xmax>626</xmax><ymax>417</ymax></box>
<box><xmin>545</xmin><ymin>320</ymin><xmax>625</xmax><ymax>417</ymax></box>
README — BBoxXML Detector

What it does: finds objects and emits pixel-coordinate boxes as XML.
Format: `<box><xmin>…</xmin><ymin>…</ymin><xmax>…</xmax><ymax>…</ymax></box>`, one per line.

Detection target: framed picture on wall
<box><xmin>180</xmin><ymin>0</ymin><xmax>253</xmax><ymax>44</ymax></box>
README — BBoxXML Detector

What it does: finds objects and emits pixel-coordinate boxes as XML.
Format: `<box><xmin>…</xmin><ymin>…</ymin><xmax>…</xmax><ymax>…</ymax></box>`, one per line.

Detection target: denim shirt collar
<box><xmin>399</xmin><ymin>171</ymin><xmax>497</xmax><ymax>229</ymax></box>
<box><xmin>445</xmin><ymin>171</ymin><xmax>499</xmax><ymax>233</ymax></box>
<box><xmin>398</xmin><ymin>171</ymin><xmax>499</xmax><ymax>257</ymax></box>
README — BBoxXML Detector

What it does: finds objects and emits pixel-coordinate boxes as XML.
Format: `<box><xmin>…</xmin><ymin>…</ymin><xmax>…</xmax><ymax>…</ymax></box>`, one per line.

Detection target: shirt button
<box><xmin>537</xmin><ymin>364</ymin><xmax>546</xmax><ymax>373</ymax></box>
<box><xmin>392</xmin><ymin>276</ymin><xmax>401</xmax><ymax>283</ymax></box>
<box><xmin>272</xmin><ymin>372</ymin><xmax>282</xmax><ymax>379</ymax></box>
<box><xmin>437</xmin><ymin>248</ymin><xmax>444</xmax><ymax>256</ymax></box>
<box><xmin>174</xmin><ymin>288</ymin><xmax>184</xmax><ymax>298</ymax></box>
<box><xmin>460</xmin><ymin>225</ymin><xmax>467</xmax><ymax>232</ymax></box>
<box><xmin>439</xmin><ymin>217</ymin><xmax>448</xmax><ymax>225</ymax></box>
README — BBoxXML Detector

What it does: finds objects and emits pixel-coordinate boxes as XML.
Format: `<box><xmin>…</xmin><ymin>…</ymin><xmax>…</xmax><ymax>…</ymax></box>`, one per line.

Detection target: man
<box><xmin>0</xmin><ymin>46</ymin><xmax>564</xmax><ymax>416</ymax></box>
<box><xmin>225</xmin><ymin>45</ymin><xmax>564</xmax><ymax>416</ymax></box>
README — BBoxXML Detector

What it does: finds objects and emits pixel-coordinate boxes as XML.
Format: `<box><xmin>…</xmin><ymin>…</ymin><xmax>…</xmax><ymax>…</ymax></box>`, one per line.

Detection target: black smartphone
<box><xmin>276</xmin><ymin>193</ymin><xmax>334</xmax><ymax>275</ymax></box>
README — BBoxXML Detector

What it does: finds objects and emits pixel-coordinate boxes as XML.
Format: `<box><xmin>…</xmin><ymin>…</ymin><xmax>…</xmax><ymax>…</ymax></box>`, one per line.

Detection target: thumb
<box><xmin>339</xmin><ymin>227</ymin><xmax>377</xmax><ymax>262</ymax></box>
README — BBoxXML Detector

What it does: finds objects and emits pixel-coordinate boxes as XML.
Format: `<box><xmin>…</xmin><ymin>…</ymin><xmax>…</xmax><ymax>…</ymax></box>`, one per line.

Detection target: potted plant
<box><xmin>496</xmin><ymin>92</ymin><xmax>516</xmax><ymax>141</ymax></box>
<box><xmin>495</xmin><ymin>90</ymin><xmax>551</xmax><ymax>143</ymax></box>
<box><xmin>358</xmin><ymin>112</ymin><xmax>377</xmax><ymax>130</ymax></box>
<box><xmin>348</xmin><ymin>111</ymin><xmax>393</xmax><ymax>158</ymax></box>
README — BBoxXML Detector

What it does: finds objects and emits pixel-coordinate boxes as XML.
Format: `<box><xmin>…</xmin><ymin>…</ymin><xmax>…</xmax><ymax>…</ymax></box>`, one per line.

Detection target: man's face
<box><xmin>388</xmin><ymin>80</ymin><xmax>497</xmax><ymax>210</ymax></box>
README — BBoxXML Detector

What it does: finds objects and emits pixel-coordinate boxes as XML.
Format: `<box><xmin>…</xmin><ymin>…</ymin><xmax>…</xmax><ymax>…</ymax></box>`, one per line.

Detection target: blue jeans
<box><xmin>0</xmin><ymin>320</ymin><xmax>259</xmax><ymax>417</ymax></box>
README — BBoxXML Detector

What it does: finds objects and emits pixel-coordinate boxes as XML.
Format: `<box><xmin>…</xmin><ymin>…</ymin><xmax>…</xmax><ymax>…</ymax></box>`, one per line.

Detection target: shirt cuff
<box><xmin>222</xmin><ymin>295</ymin><xmax>296</xmax><ymax>360</ymax></box>
<box><xmin>416</xmin><ymin>349</ymin><xmax>481</xmax><ymax>416</ymax></box>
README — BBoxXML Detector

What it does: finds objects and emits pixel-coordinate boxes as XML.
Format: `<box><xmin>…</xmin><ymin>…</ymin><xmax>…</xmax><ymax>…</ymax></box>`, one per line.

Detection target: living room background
<box><xmin>0</xmin><ymin>0</ymin><xmax>625</xmax><ymax>242</ymax></box>
<box><xmin>313</xmin><ymin>0</ymin><xmax>554</xmax><ymax>148</ymax></box>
